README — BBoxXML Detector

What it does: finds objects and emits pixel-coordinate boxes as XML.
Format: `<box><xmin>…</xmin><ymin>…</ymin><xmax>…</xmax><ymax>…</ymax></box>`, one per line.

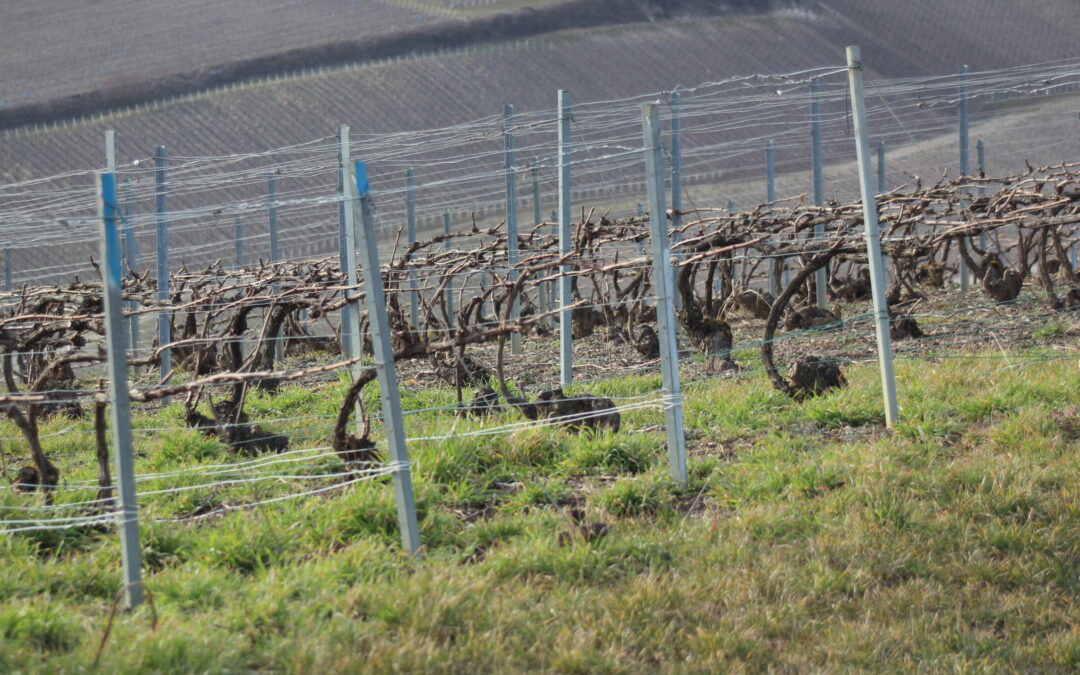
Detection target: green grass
<box><xmin>2</xmin><ymin>352</ymin><xmax>1080</xmax><ymax>671</ymax></box>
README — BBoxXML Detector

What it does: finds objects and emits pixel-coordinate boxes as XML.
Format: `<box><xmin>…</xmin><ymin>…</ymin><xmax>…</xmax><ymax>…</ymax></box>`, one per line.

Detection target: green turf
<box><xmin>2</xmin><ymin>352</ymin><xmax>1080</xmax><ymax>671</ymax></box>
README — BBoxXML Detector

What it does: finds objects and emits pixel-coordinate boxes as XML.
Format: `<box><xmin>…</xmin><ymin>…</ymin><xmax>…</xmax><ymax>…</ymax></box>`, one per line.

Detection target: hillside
<box><xmin>0</xmin><ymin>0</ymin><xmax>1078</xmax><ymax>285</ymax></box>
<box><xmin>0</xmin><ymin>0</ymin><xmax>734</xmax><ymax>129</ymax></box>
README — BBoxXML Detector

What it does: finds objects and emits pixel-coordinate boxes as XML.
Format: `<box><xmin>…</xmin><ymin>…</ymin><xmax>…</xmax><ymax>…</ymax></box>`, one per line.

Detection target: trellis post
<box><xmin>97</xmin><ymin>171</ymin><xmax>145</xmax><ymax>609</ymax></box>
<box><xmin>642</xmin><ymin>103</ymin><xmax>687</xmax><ymax>487</ymax></box>
<box><xmin>765</xmin><ymin>139</ymin><xmax>779</xmax><ymax>297</ymax></box>
<box><xmin>503</xmin><ymin>104</ymin><xmax>522</xmax><ymax>355</ymax></box>
<box><xmin>557</xmin><ymin>89</ymin><xmax>573</xmax><ymax>387</ymax></box>
<box><xmin>337</xmin><ymin>126</ymin><xmax>361</xmax><ymax>364</ymax></box>
<box><xmin>958</xmin><ymin>64</ymin><xmax>971</xmax><ymax>290</ymax></box>
<box><xmin>154</xmin><ymin>146</ymin><xmax>171</xmax><ymax>392</ymax></box>
<box><xmin>811</xmin><ymin>78</ymin><xmax>828</xmax><ymax>308</ymax></box>
<box><xmin>406</xmin><ymin>168</ymin><xmax>419</xmax><ymax>330</ymax></box>
<box><xmin>351</xmin><ymin>160</ymin><xmax>422</xmax><ymax>555</ymax></box>
<box><xmin>847</xmin><ymin>46</ymin><xmax>900</xmax><ymax>428</ymax></box>
<box><xmin>267</xmin><ymin>175</ymin><xmax>283</xmax><ymax>360</ymax></box>
<box><xmin>670</xmin><ymin>92</ymin><xmax>683</xmax><ymax>310</ymax></box>
<box><xmin>443</xmin><ymin>211</ymin><xmax>454</xmax><ymax>329</ymax></box>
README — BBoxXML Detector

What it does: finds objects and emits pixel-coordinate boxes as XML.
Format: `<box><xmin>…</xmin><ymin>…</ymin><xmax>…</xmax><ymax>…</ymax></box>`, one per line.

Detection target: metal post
<box><xmin>267</xmin><ymin>175</ymin><xmax>282</xmax><ymax>360</ymax></box>
<box><xmin>847</xmin><ymin>46</ymin><xmax>899</xmax><ymax>428</ymax></box>
<box><xmin>531</xmin><ymin>160</ymin><xmax>542</xmax><ymax>227</ymax></box>
<box><xmin>642</xmin><ymin>104</ymin><xmax>687</xmax><ymax>487</ymax></box>
<box><xmin>406</xmin><ymin>168</ymin><xmax>419</xmax><ymax>330</ymax></box>
<box><xmin>154</xmin><ymin>147</ymin><xmax>171</xmax><ymax>390</ymax></box>
<box><xmin>876</xmin><ymin>139</ymin><xmax>891</xmax><ymax>287</ymax></box>
<box><xmin>727</xmin><ymin>199</ymin><xmax>738</xmax><ymax>285</ymax></box>
<box><xmin>120</xmin><ymin>180</ymin><xmax>140</xmax><ymax>358</ymax></box>
<box><xmin>765</xmin><ymin>140</ymin><xmax>779</xmax><ymax>296</ymax></box>
<box><xmin>442</xmin><ymin>211</ymin><xmax>454</xmax><ymax>329</ymax></box>
<box><xmin>977</xmin><ymin>139</ymin><xmax>987</xmax><ymax>250</ymax></box>
<box><xmin>636</xmin><ymin>203</ymin><xmax>644</xmax><ymax>218</ymax></box>
<box><xmin>958</xmin><ymin>64</ymin><xmax>970</xmax><ymax>290</ymax></box>
<box><xmin>3</xmin><ymin>244</ymin><xmax>11</xmax><ymax>292</ymax></box>
<box><xmin>234</xmin><ymin>218</ymin><xmax>243</xmax><ymax>267</ymax></box>
<box><xmin>97</xmin><ymin>171</ymin><xmax>144</xmax><ymax>609</ymax></box>
<box><xmin>337</xmin><ymin>126</ymin><xmax>362</xmax><ymax>364</ymax></box>
<box><xmin>351</xmin><ymin>161</ymin><xmax>421</xmax><ymax>555</ymax></box>
<box><xmin>531</xmin><ymin>162</ymin><xmax>550</xmax><ymax>326</ymax></box>
<box><xmin>671</xmin><ymin>92</ymin><xmax>683</xmax><ymax>310</ymax></box>
<box><xmin>267</xmin><ymin>175</ymin><xmax>280</xmax><ymax>263</ymax></box>
<box><xmin>811</xmin><ymin>79</ymin><xmax>827</xmax><ymax>308</ymax></box>
<box><xmin>876</xmin><ymin>140</ymin><xmax>886</xmax><ymax>194</ymax></box>
<box><xmin>557</xmin><ymin>90</ymin><xmax>574</xmax><ymax>387</ymax></box>
<box><xmin>503</xmin><ymin>104</ymin><xmax>522</xmax><ymax>355</ymax></box>
<box><xmin>105</xmin><ymin>129</ymin><xmax>116</xmax><ymax>172</ymax></box>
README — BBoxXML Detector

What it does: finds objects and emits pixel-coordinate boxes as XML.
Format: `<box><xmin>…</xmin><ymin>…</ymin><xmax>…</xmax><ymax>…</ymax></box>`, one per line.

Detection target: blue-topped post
<box><xmin>154</xmin><ymin>146</ymin><xmax>171</xmax><ymax>391</ymax></box>
<box><xmin>97</xmin><ymin>171</ymin><xmax>144</xmax><ymax>609</ymax></box>
<box><xmin>351</xmin><ymin>160</ymin><xmax>422</xmax><ymax>555</ymax></box>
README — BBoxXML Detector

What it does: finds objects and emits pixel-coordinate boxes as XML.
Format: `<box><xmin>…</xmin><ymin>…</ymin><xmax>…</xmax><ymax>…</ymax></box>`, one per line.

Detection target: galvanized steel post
<box><xmin>338</xmin><ymin>151</ymin><xmax>365</xmax><ymax>432</ymax></box>
<box><xmin>557</xmin><ymin>90</ymin><xmax>573</xmax><ymax>387</ymax></box>
<box><xmin>338</xmin><ymin>126</ymin><xmax>359</xmax><ymax>361</ymax></box>
<box><xmin>121</xmin><ymin>179</ymin><xmax>140</xmax><ymax>357</ymax></box>
<box><xmin>958</xmin><ymin>64</ymin><xmax>970</xmax><ymax>290</ymax></box>
<box><xmin>670</xmin><ymin>92</ymin><xmax>683</xmax><ymax>310</ymax></box>
<box><xmin>443</xmin><ymin>211</ymin><xmax>454</xmax><ymax>330</ymax></box>
<box><xmin>531</xmin><ymin>161</ymin><xmax>551</xmax><ymax>325</ymax></box>
<box><xmin>352</xmin><ymin>161</ymin><xmax>422</xmax><ymax>555</ymax></box>
<box><xmin>642</xmin><ymin>103</ymin><xmax>687</xmax><ymax>487</ymax></box>
<box><xmin>877</xmin><ymin>140</ymin><xmax>886</xmax><ymax>194</ymax></box>
<box><xmin>406</xmin><ymin>168</ymin><xmax>419</xmax><ymax>330</ymax></box>
<box><xmin>234</xmin><ymin>218</ymin><xmax>244</xmax><ymax>267</ymax></box>
<box><xmin>503</xmin><ymin>104</ymin><xmax>522</xmax><ymax>355</ymax></box>
<box><xmin>847</xmin><ymin>46</ymin><xmax>900</xmax><ymax>428</ymax></box>
<box><xmin>3</xmin><ymin>244</ymin><xmax>11</xmax><ymax>292</ymax></box>
<box><xmin>765</xmin><ymin>140</ymin><xmax>779</xmax><ymax>297</ymax></box>
<box><xmin>977</xmin><ymin>138</ymin><xmax>986</xmax><ymax>250</ymax></box>
<box><xmin>811</xmin><ymin>78</ymin><xmax>828</xmax><ymax>308</ymax></box>
<box><xmin>154</xmin><ymin>146</ymin><xmax>171</xmax><ymax>390</ymax></box>
<box><xmin>97</xmin><ymin>171</ymin><xmax>145</xmax><ymax>609</ymax></box>
<box><xmin>267</xmin><ymin>175</ymin><xmax>283</xmax><ymax>360</ymax></box>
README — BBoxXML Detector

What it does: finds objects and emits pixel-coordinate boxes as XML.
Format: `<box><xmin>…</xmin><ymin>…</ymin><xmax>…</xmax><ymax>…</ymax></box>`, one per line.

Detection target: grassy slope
<box><xmin>2</xmin><ymin>346</ymin><xmax>1079</xmax><ymax>671</ymax></box>
<box><xmin>0</xmin><ymin>1</ymin><xmax>446</xmax><ymax>107</ymax></box>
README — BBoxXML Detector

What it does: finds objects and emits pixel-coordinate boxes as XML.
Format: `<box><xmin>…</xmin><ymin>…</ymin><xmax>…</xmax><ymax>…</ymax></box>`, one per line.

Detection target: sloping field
<box><xmin>0</xmin><ymin>1</ymin><xmax>443</xmax><ymax>108</ymax></box>
<box><xmin>3</xmin><ymin>0</ymin><xmax>1076</xmax><ymax>174</ymax></box>
<box><xmin>0</xmin><ymin>0</ymin><xmax>1078</xmax><ymax>285</ymax></box>
<box><xmin>0</xmin><ymin>0</ymin><xmax>716</xmax><ymax>128</ymax></box>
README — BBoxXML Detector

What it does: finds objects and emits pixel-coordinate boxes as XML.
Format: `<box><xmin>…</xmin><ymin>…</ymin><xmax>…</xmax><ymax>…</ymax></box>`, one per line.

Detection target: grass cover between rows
<box><xmin>2</xmin><ymin>351</ymin><xmax>1079</xmax><ymax>671</ymax></box>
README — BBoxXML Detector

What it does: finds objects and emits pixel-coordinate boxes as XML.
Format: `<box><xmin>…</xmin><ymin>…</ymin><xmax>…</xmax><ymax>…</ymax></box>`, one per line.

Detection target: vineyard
<box><xmin>1</xmin><ymin>48</ymin><xmax>1080</xmax><ymax>669</ymax></box>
